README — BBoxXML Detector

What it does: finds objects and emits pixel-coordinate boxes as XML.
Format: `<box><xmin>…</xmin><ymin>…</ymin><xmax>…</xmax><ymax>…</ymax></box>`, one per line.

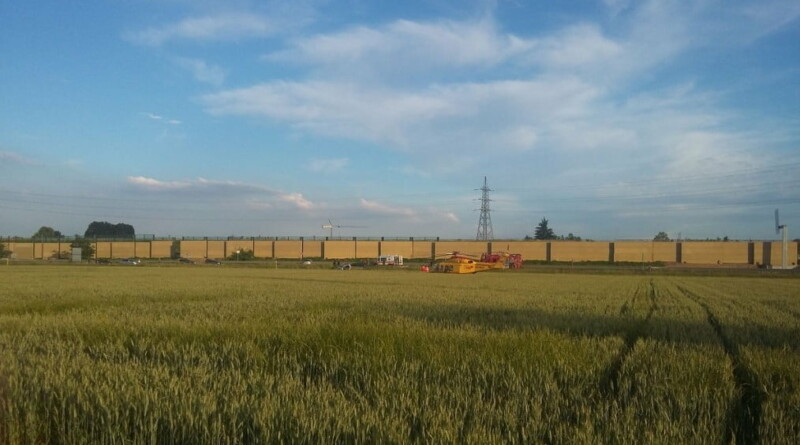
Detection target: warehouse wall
<box><xmin>551</xmin><ymin>241</ymin><xmax>609</xmax><ymax>262</ymax></box>
<box><xmin>253</xmin><ymin>241</ymin><xmax>273</xmax><ymax>258</ymax></box>
<box><xmin>134</xmin><ymin>242</ymin><xmax>151</xmax><ymax>258</ymax></box>
<box><xmin>380</xmin><ymin>241</ymin><xmax>414</xmax><ymax>258</ymax></box>
<box><xmin>8</xmin><ymin>243</ymin><xmax>33</xmax><ymax>259</ymax></box>
<box><xmin>614</xmin><ymin>242</ymin><xmax>653</xmax><ymax>263</ymax></box>
<box><xmin>274</xmin><ymin>240</ymin><xmax>302</xmax><ymax>259</ymax></box>
<box><xmin>204</xmin><ymin>241</ymin><xmax>224</xmax><ymax>259</ymax></box>
<box><xmin>763</xmin><ymin>241</ymin><xmax>799</xmax><ymax>267</ymax></box>
<box><xmin>151</xmin><ymin>241</ymin><xmax>173</xmax><ymax>258</ymax></box>
<box><xmin>35</xmin><ymin>242</ymin><xmax>69</xmax><ymax>259</ymax></box>
<box><xmin>721</xmin><ymin>242</ymin><xmax>750</xmax><ymax>264</ymax></box>
<box><xmin>179</xmin><ymin>241</ymin><xmax>204</xmax><ymax>258</ymax></box>
<box><xmin>324</xmin><ymin>240</ymin><xmax>356</xmax><ymax>259</ymax></box>
<box><xmin>652</xmin><ymin>242</ymin><xmax>678</xmax><ymax>262</ymax></box>
<box><xmin>411</xmin><ymin>241</ymin><xmax>434</xmax><ymax>259</ymax></box>
<box><xmin>355</xmin><ymin>240</ymin><xmax>380</xmax><ymax>258</ymax></box>
<box><xmin>95</xmin><ymin>242</ymin><xmax>112</xmax><ymax>258</ymax></box>
<box><xmin>113</xmin><ymin>242</ymin><xmax>136</xmax><ymax>258</ymax></box>
<box><xmin>681</xmin><ymin>242</ymin><xmax>721</xmax><ymax>264</ymax></box>
<box><xmin>614</xmin><ymin>242</ymin><xmax>678</xmax><ymax>263</ymax></box>
<box><xmin>302</xmin><ymin>240</ymin><xmax>323</xmax><ymax>259</ymax></box>
<box><xmin>490</xmin><ymin>241</ymin><xmax>547</xmax><ymax>261</ymax></box>
<box><xmin>4</xmin><ymin>239</ymin><xmax>796</xmax><ymax>266</ymax></box>
<box><xmin>681</xmin><ymin>242</ymin><xmax>749</xmax><ymax>264</ymax></box>
<box><xmin>434</xmin><ymin>241</ymin><xmax>489</xmax><ymax>257</ymax></box>
<box><xmin>226</xmin><ymin>239</ymin><xmax>255</xmax><ymax>258</ymax></box>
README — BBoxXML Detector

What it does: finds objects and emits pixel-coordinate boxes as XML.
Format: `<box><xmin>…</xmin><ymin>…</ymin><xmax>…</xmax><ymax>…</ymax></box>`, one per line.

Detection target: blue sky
<box><xmin>1</xmin><ymin>0</ymin><xmax>798</xmax><ymax>240</ymax></box>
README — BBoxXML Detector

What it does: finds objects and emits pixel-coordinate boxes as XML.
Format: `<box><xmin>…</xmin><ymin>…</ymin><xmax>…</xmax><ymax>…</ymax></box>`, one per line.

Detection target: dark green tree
<box><xmin>70</xmin><ymin>238</ymin><xmax>95</xmax><ymax>260</ymax></box>
<box><xmin>0</xmin><ymin>242</ymin><xmax>10</xmax><ymax>258</ymax></box>
<box><xmin>84</xmin><ymin>221</ymin><xmax>135</xmax><ymax>238</ymax></box>
<box><xmin>33</xmin><ymin>226</ymin><xmax>62</xmax><ymax>239</ymax></box>
<box><xmin>534</xmin><ymin>218</ymin><xmax>556</xmax><ymax>240</ymax></box>
<box><xmin>227</xmin><ymin>249</ymin><xmax>255</xmax><ymax>261</ymax></box>
<box><xmin>653</xmin><ymin>232</ymin><xmax>671</xmax><ymax>241</ymax></box>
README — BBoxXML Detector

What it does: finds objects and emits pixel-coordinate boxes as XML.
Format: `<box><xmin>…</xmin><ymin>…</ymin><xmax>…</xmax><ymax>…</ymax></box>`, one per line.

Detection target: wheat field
<box><xmin>0</xmin><ymin>265</ymin><xmax>797</xmax><ymax>444</ymax></box>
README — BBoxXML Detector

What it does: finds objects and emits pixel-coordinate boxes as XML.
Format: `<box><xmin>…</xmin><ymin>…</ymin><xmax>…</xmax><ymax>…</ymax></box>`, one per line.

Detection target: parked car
<box><xmin>94</xmin><ymin>258</ymin><xmax>111</xmax><ymax>264</ymax></box>
<box><xmin>119</xmin><ymin>258</ymin><xmax>140</xmax><ymax>265</ymax></box>
<box><xmin>204</xmin><ymin>258</ymin><xmax>221</xmax><ymax>265</ymax></box>
<box><xmin>178</xmin><ymin>257</ymin><xmax>195</xmax><ymax>264</ymax></box>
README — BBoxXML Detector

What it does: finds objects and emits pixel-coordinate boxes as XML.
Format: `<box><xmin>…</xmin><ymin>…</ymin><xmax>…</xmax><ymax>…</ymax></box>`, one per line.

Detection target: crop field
<box><xmin>0</xmin><ymin>266</ymin><xmax>798</xmax><ymax>444</ymax></box>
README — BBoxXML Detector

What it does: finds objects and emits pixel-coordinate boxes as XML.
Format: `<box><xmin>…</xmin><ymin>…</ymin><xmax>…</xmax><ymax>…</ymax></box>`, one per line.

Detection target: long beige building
<box><xmin>3</xmin><ymin>238</ymin><xmax>798</xmax><ymax>267</ymax></box>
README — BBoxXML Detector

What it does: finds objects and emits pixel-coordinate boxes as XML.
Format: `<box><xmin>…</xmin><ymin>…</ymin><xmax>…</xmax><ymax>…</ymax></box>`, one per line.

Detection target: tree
<box><xmin>653</xmin><ymin>232</ymin><xmax>671</xmax><ymax>241</ymax></box>
<box><xmin>84</xmin><ymin>221</ymin><xmax>135</xmax><ymax>238</ymax></box>
<box><xmin>70</xmin><ymin>237</ymin><xmax>95</xmax><ymax>260</ymax></box>
<box><xmin>33</xmin><ymin>226</ymin><xmax>62</xmax><ymax>239</ymax></box>
<box><xmin>227</xmin><ymin>249</ymin><xmax>255</xmax><ymax>261</ymax></box>
<box><xmin>534</xmin><ymin>218</ymin><xmax>556</xmax><ymax>240</ymax></box>
<box><xmin>0</xmin><ymin>242</ymin><xmax>10</xmax><ymax>258</ymax></box>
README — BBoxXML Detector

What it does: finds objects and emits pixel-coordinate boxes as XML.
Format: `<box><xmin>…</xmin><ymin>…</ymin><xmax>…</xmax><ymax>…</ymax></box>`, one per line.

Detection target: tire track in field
<box><xmin>678</xmin><ymin>286</ymin><xmax>765</xmax><ymax>445</ymax></box>
<box><xmin>0</xmin><ymin>367</ymin><xmax>8</xmax><ymax>443</ymax></box>
<box><xmin>599</xmin><ymin>280</ymin><xmax>658</xmax><ymax>396</ymax></box>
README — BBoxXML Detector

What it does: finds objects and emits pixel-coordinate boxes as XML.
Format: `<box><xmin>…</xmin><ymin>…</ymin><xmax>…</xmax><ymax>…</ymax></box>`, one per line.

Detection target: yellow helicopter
<box><xmin>431</xmin><ymin>251</ymin><xmax>522</xmax><ymax>274</ymax></box>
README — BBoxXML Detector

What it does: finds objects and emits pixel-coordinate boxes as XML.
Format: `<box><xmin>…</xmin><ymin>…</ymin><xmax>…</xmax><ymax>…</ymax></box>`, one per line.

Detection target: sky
<box><xmin>1</xmin><ymin>0</ymin><xmax>799</xmax><ymax>241</ymax></box>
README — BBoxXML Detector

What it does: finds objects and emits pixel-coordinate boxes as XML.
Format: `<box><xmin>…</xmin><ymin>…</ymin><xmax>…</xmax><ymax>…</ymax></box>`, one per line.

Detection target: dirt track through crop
<box><xmin>599</xmin><ymin>280</ymin><xmax>658</xmax><ymax>396</ymax></box>
<box><xmin>679</xmin><ymin>286</ymin><xmax>765</xmax><ymax>445</ymax></box>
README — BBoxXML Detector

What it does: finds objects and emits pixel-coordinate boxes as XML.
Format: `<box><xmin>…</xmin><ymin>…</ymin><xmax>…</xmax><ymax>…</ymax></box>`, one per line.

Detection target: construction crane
<box><xmin>321</xmin><ymin>219</ymin><xmax>366</xmax><ymax>238</ymax></box>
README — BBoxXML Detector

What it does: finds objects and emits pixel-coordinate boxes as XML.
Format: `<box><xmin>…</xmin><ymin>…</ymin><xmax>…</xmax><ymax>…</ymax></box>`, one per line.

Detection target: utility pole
<box><xmin>476</xmin><ymin>176</ymin><xmax>494</xmax><ymax>240</ymax></box>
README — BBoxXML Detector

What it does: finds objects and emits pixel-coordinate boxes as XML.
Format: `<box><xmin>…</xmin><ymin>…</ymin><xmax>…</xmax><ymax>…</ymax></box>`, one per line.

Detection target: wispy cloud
<box><xmin>203</xmin><ymin>2</ymin><xmax>799</xmax><ymax>182</ymax></box>
<box><xmin>128</xmin><ymin>176</ymin><xmax>268</xmax><ymax>194</ymax></box>
<box><xmin>0</xmin><ymin>151</ymin><xmax>36</xmax><ymax>165</ymax></box>
<box><xmin>279</xmin><ymin>192</ymin><xmax>314</xmax><ymax>210</ymax></box>
<box><xmin>126</xmin><ymin>176</ymin><xmax>315</xmax><ymax>210</ymax></box>
<box><xmin>141</xmin><ymin>112</ymin><xmax>181</xmax><ymax>125</ymax></box>
<box><xmin>175</xmin><ymin>57</ymin><xmax>226</xmax><ymax>86</ymax></box>
<box><xmin>202</xmin><ymin>77</ymin><xmax>598</xmax><ymax>156</ymax></box>
<box><xmin>307</xmin><ymin>158</ymin><xmax>348</xmax><ymax>172</ymax></box>
<box><xmin>358</xmin><ymin>198</ymin><xmax>461</xmax><ymax>225</ymax></box>
<box><xmin>126</xmin><ymin>13</ymin><xmax>275</xmax><ymax>46</ymax></box>
<box><xmin>270</xmin><ymin>18</ymin><xmax>533</xmax><ymax>77</ymax></box>
<box><xmin>359</xmin><ymin>198</ymin><xmax>416</xmax><ymax>217</ymax></box>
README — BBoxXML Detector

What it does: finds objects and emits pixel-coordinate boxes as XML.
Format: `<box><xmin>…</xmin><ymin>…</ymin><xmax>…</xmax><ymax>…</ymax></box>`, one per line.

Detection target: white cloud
<box><xmin>143</xmin><ymin>112</ymin><xmax>163</xmax><ymax>121</ymax></box>
<box><xmin>201</xmin><ymin>77</ymin><xmax>598</xmax><ymax>155</ymax></box>
<box><xmin>126</xmin><ymin>176</ymin><xmax>315</xmax><ymax>210</ymax></box>
<box><xmin>126</xmin><ymin>13</ymin><xmax>275</xmax><ymax>46</ymax></box>
<box><xmin>661</xmin><ymin>131</ymin><xmax>762</xmax><ymax>180</ymax></box>
<box><xmin>142</xmin><ymin>112</ymin><xmax>182</xmax><ymax>125</ymax></box>
<box><xmin>279</xmin><ymin>192</ymin><xmax>314</xmax><ymax>210</ymax></box>
<box><xmin>0</xmin><ymin>151</ymin><xmax>36</xmax><ymax>165</ymax></box>
<box><xmin>194</xmin><ymin>3</ymin><xmax>797</xmax><ymax>235</ymax></box>
<box><xmin>127</xmin><ymin>176</ymin><xmax>194</xmax><ymax>191</ymax></box>
<box><xmin>127</xmin><ymin>176</ymin><xmax>271</xmax><ymax>195</ymax></box>
<box><xmin>359</xmin><ymin>198</ymin><xmax>416</xmax><ymax>217</ymax></box>
<box><xmin>440</xmin><ymin>212</ymin><xmax>460</xmax><ymax>223</ymax></box>
<box><xmin>272</xmin><ymin>18</ymin><xmax>533</xmax><ymax>74</ymax></box>
<box><xmin>175</xmin><ymin>57</ymin><xmax>226</xmax><ymax>86</ymax></box>
<box><xmin>534</xmin><ymin>24</ymin><xmax>623</xmax><ymax>70</ymax></box>
<box><xmin>308</xmin><ymin>158</ymin><xmax>348</xmax><ymax>172</ymax></box>
<box><xmin>358</xmin><ymin>199</ymin><xmax>460</xmax><ymax>225</ymax></box>
<box><xmin>602</xmin><ymin>0</ymin><xmax>633</xmax><ymax>15</ymax></box>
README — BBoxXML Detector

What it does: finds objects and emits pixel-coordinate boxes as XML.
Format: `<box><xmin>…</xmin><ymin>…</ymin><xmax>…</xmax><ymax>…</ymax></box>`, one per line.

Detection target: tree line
<box><xmin>526</xmin><ymin>218</ymin><xmax>583</xmax><ymax>241</ymax></box>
